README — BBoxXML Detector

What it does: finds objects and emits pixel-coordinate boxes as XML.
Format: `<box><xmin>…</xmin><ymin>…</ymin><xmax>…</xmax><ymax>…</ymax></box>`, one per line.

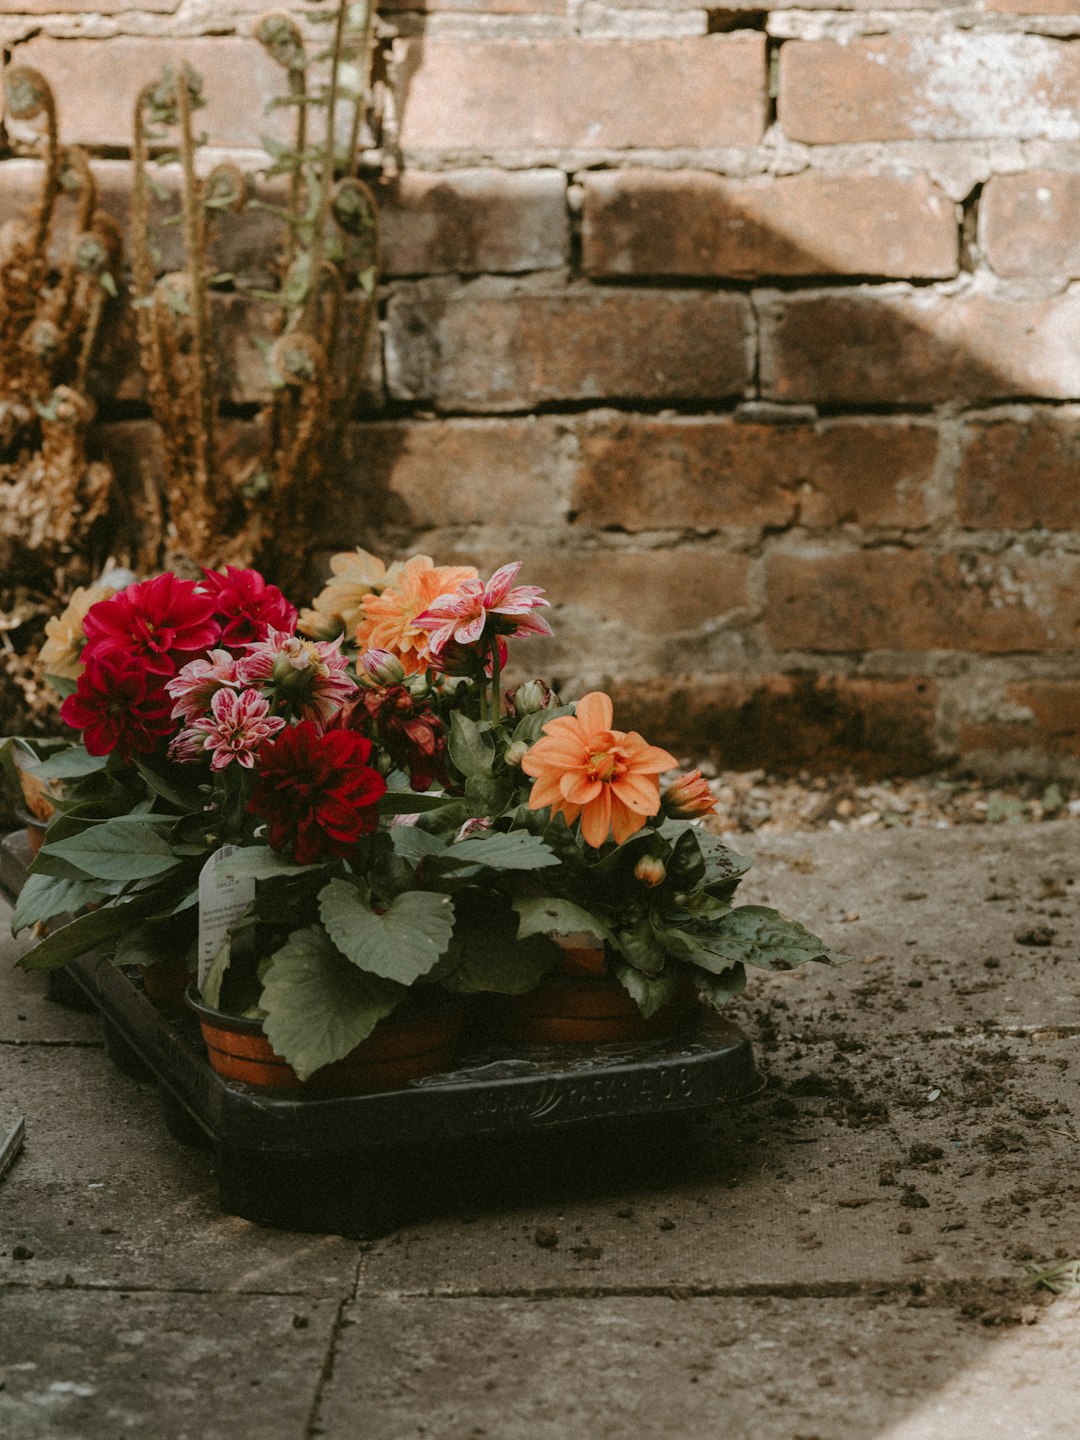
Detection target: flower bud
<box><xmin>359</xmin><ymin>648</ymin><xmax>405</xmax><ymax>686</ymax></box>
<box><xmin>662</xmin><ymin>768</ymin><xmax>718</xmax><ymax>820</ymax></box>
<box><xmin>506</xmin><ymin>679</ymin><xmax>552</xmax><ymax>716</ymax></box>
<box><xmin>455</xmin><ymin>817</ymin><xmax>493</xmax><ymax>843</ymax></box>
<box><xmin>634</xmin><ymin>854</ymin><xmax>666</xmax><ymax>888</ymax></box>
<box><xmin>505</xmin><ymin>740</ymin><xmax>530</xmax><ymax>768</ymax></box>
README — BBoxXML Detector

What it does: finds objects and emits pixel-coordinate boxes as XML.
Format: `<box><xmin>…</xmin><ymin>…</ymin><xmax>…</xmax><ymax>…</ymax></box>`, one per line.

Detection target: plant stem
<box><xmin>489</xmin><ymin>640</ymin><xmax>502</xmax><ymax>726</ymax></box>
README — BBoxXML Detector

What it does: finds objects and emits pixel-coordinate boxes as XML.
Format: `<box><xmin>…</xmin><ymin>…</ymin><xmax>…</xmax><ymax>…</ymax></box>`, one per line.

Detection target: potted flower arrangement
<box><xmin>9</xmin><ymin>552</ymin><xmax>843</xmax><ymax>1092</ymax></box>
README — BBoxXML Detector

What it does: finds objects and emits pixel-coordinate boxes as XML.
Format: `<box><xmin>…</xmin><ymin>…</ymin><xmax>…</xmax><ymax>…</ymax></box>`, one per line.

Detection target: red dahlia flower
<box><xmin>340</xmin><ymin>685</ymin><xmax>450</xmax><ymax>793</ymax></box>
<box><xmin>81</xmin><ymin>574</ymin><xmax>219</xmax><ymax>677</ymax></box>
<box><xmin>249</xmin><ymin>721</ymin><xmax>387</xmax><ymax>865</ymax></box>
<box><xmin>200</xmin><ymin>566</ymin><xmax>298</xmax><ymax>648</ymax></box>
<box><xmin>60</xmin><ymin>652</ymin><xmax>175</xmax><ymax>759</ymax></box>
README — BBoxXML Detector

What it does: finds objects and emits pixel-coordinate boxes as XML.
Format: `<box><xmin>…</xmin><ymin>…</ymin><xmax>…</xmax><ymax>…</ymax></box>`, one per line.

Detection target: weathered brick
<box><xmin>102</xmin><ymin>294</ymin><xmax>383</xmax><ymax>409</ymax></box>
<box><xmin>957</xmin><ymin>410</ymin><xmax>1080</xmax><ymax>530</ymax></box>
<box><xmin>959</xmin><ymin>680</ymin><xmax>1080</xmax><ymax>758</ymax></box>
<box><xmin>571</xmin><ymin>416</ymin><xmax>934</xmax><ymax>531</ymax></box>
<box><xmin>779</xmin><ymin>36</ymin><xmax>1080</xmax><ymax>145</ymax></box>
<box><xmin>765</xmin><ymin>548</ymin><xmax>1080</xmax><ymax>654</ymax></box>
<box><xmin>582</xmin><ymin>170</ymin><xmax>958</xmax><ymax>280</ymax></box>
<box><xmin>379</xmin><ymin>170</ymin><xmax>568</xmax><ymax>276</ymax></box>
<box><xmin>759</xmin><ymin>290</ymin><xmax>1080</xmax><ymax>407</ymax></box>
<box><xmin>606</xmin><ymin>675</ymin><xmax>940</xmax><ymax>775</ymax></box>
<box><xmin>985</xmin><ymin>0</ymin><xmax>1077</xmax><ymax>12</ymax></box>
<box><xmin>381</xmin><ymin>0</ymin><xmax>566</xmax><ymax>9</ymax></box>
<box><xmin>981</xmin><ymin>172</ymin><xmax>1080</xmax><ymax>279</ymax></box>
<box><xmin>347</xmin><ymin>418</ymin><xmax>574</xmax><ymax>530</ymax></box>
<box><xmin>395</xmin><ymin>37</ymin><xmax>766</xmax><ymax>152</ymax></box>
<box><xmin>386</xmin><ymin>285</ymin><xmax>753</xmax><ymax>411</ymax></box>
<box><xmin>11</xmin><ymin>37</ymin><xmax>291</xmax><ymax>149</ymax></box>
<box><xmin>9</xmin><ymin>0</ymin><xmax>174</xmax><ymax>10</ymax></box>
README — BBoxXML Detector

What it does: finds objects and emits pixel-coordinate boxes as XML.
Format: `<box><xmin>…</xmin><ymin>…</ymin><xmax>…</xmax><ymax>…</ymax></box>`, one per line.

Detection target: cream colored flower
<box><xmin>299</xmin><ymin>548</ymin><xmax>389</xmax><ymax>640</ymax></box>
<box><xmin>39</xmin><ymin>583</ymin><xmax>115</xmax><ymax>680</ymax></box>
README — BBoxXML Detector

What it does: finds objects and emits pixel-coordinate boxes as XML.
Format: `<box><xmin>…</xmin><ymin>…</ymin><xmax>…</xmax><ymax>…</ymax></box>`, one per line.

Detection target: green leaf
<box><xmin>200</xmin><ymin>938</ymin><xmax>232</xmax><ymax>1010</ymax></box>
<box><xmin>218</xmin><ymin>848</ymin><xmax>327</xmax><ymax>882</ymax></box>
<box><xmin>318</xmin><ymin>881</ymin><xmax>455</xmax><ymax>985</ymax></box>
<box><xmin>447</xmin><ymin>713</ymin><xmax>495</xmax><ymax>782</ymax></box>
<box><xmin>693</xmin><ymin>962</ymin><xmax>747</xmax><ymax>1010</ymax></box>
<box><xmin>443</xmin><ymin>831</ymin><xmax>558</xmax><ymax>872</ymax></box>
<box><xmin>11</xmin><ymin>873</ymin><xmax>101</xmax><ymax>935</ymax></box>
<box><xmin>389</xmin><ymin>826</ymin><xmax>449</xmax><ymax>864</ymax></box>
<box><xmin>260</xmin><ymin>926</ymin><xmax>402</xmax><ymax>1081</ymax></box>
<box><xmin>464</xmin><ymin>773</ymin><xmax>513</xmax><ymax>819</ymax></box>
<box><xmin>42</xmin><ymin>822</ymin><xmax>183</xmax><ymax>882</ymax></box>
<box><xmin>442</xmin><ymin>909</ymin><xmax>558</xmax><ymax>995</ymax></box>
<box><xmin>17</xmin><ymin>899</ymin><xmax>149</xmax><ymax>972</ymax></box>
<box><xmin>613</xmin><ymin>962</ymin><xmax>678</xmax><ymax>1020</ymax></box>
<box><xmin>32</xmin><ymin>747</ymin><xmax>108</xmax><ymax>781</ymax></box>
<box><xmin>683</xmin><ymin>906</ymin><xmax>846</xmax><ymax>972</ymax></box>
<box><xmin>513</xmin><ymin>897</ymin><xmax>613</xmax><ymax>945</ymax></box>
<box><xmin>378</xmin><ymin>791</ymin><xmax>460</xmax><ymax>815</ymax></box>
<box><xmin>617</xmin><ymin>922</ymin><xmax>667</xmax><ymax>976</ymax></box>
<box><xmin>133</xmin><ymin>758</ymin><xmax>200</xmax><ymax>813</ymax></box>
<box><xmin>667</xmin><ymin>828</ymin><xmax>706</xmax><ymax>892</ymax></box>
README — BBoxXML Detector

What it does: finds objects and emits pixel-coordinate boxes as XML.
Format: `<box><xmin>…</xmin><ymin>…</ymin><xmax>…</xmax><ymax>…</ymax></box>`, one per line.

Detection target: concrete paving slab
<box><xmin>0</xmin><ymin>899</ymin><xmax>101</xmax><ymax>1046</ymax></box>
<box><xmin>0</xmin><ymin>1289</ymin><xmax>338</xmax><ymax>1440</ymax></box>
<box><xmin>731</xmin><ymin>820</ymin><xmax>1080</xmax><ymax>1040</ymax></box>
<box><xmin>318</xmin><ymin>1293</ymin><xmax>1080</xmax><ymax>1440</ymax></box>
<box><xmin>361</xmin><ymin>1030</ymin><xmax>1079</xmax><ymax>1294</ymax></box>
<box><xmin>0</xmin><ymin>1046</ymin><xmax>360</xmax><ymax>1295</ymax></box>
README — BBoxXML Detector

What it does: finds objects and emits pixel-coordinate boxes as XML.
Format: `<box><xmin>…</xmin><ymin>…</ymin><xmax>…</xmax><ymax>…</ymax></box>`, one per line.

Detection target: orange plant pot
<box><xmin>188</xmin><ymin>988</ymin><xmax>463</xmax><ymax>1095</ymax></box>
<box><xmin>493</xmin><ymin>938</ymin><xmax>701</xmax><ymax>1045</ymax></box>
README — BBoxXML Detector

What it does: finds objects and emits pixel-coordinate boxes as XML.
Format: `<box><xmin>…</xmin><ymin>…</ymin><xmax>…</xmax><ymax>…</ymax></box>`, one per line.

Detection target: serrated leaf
<box><xmin>11</xmin><ymin>873</ymin><xmax>100</xmax><ymax>935</ymax></box>
<box><xmin>389</xmin><ymin>827</ymin><xmax>449</xmax><ymax>864</ymax></box>
<box><xmin>42</xmin><ymin>822</ymin><xmax>183</xmax><ymax>882</ymax></box>
<box><xmin>443</xmin><ymin>831</ymin><xmax>557</xmax><ymax>872</ymax></box>
<box><xmin>319</xmin><ymin>880</ymin><xmax>454</xmax><ymax>985</ymax></box>
<box><xmin>692</xmin><ymin>962</ymin><xmax>747</xmax><ymax>1010</ymax></box>
<box><xmin>613</xmin><ymin>962</ymin><xmax>677</xmax><ymax>1020</ymax></box>
<box><xmin>218</xmin><ymin>848</ymin><xmax>327</xmax><ymax>882</ymax></box>
<box><xmin>260</xmin><ymin>926</ymin><xmax>402</xmax><ymax>1081</ymax></box>
<box><xmin>684</xmin><ymin>906</ymin><xmax>846</xmax><ymax>972</ymax></box>
<box><xmin>17</xmin><ymin>899</ymin><xmax>149</xmax><ymax>971</ymax></box>
<box><xmin>448</xmin><ymin>713</ymin><xmax>495</xmax><ymax>782</ymax></box>
<box><xmin>513</xmin><ymin>897</ymin><xmax>612</xmax><ymax>945</ymax></box>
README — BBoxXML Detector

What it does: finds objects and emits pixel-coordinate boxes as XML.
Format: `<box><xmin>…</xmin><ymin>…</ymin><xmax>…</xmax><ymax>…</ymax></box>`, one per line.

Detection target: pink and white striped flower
<box><xmin>414</xmin><ymin>562</ymin><xmax>552</xmax><ymax>657</ymax></box>
<box><xmin>188</xmin><ymin>688</ymin><xmax>286</xmax><ymax>771</ymax></box>
<box><xmin>166</xmin><ymin>649</ymin><xmax>243</xmax><ymax>723</ymax></box>
<box><xmin>239</xmin><ymin>627</ymin><xmax>356</xmax><ymax>728</ymax></box>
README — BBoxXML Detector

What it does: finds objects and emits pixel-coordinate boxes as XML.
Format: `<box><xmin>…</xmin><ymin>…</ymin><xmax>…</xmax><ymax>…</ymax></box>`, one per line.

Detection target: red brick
<box><xmin>583</xmin><ymin>170</ymin><xmax>957</xmax><ymax>280</ymax></box>
<box><xmin>779</xmin><ymin>36</ymin><xmax>1080</xmax><ymax>145</ymax></box>
<box><xmin>957</xmin><ymin>411</ymin><xmax>1080</xmax><ymax>530</ymax></box>
<box><xmin>379</xmin><ymin>171</ymin><xmax>568</xmax><ymax>276</ymax></box>
<box><xmin>386</xmin><ymin>286</ymin><xmax>753</xmax><ymax>411</ymax></box>
<box><xmin>103</xmin><ymin>294</ymin><xmax>382</xmax><ymax>409</ymax></box>
<box><xmin>959</xmin><ymin>681</ymin><xmax>1080</xmax><ymax>758</ymax></box>
<box><xmin>395</xmin><ymin>37</ymin><xmax>766</xmax><ymax>152</ymax></box>
<box><xmin>571</xmin><ymin>417</ymin><xmax>935</xmax><ymax>531</ymax></box>
<box><xmin>12</xmin><ymin>37</ymin><xmax>291</xmax><ymax>149</ymax></box>
<box><xmin>765</xmin><ymin>548</ymin><xmax>1080</xmax><ymax>654</ymax></box>
<box><xmin>606</xmin><ymin>675</ymin><xmax>940</xmax><ymax>776</ymax></box>
<box><xmin>760</xmin><ymin>290</ymin><xmax>1080</xmax><ymax>407</ymax></box>
<box><xmin>981</xmin><ymin>172</ymin><xmax>1080</xmax><ymax>279</ymax></box>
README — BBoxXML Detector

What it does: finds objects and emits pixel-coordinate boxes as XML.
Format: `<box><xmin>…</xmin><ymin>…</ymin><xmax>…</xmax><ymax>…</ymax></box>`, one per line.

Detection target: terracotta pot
<box><xmin>139</xmin><ymin>952</ymin><xmax>194</xmax><ymax>1014</ymax></box>
<box><xmin>493</xmin><ymin>936</ymin><xmax>700</xmax><ymax>1045</ymax></box>
<box><xmin>187</xmin><ymin>987</ymin><xmax>463</xmax><ymax>1094</ymax></box>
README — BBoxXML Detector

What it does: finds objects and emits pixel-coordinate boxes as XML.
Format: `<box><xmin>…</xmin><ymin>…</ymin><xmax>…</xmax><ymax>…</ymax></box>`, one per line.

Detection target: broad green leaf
<box><xmin>42</xmin><ymin>822</ymin><xmax>183</xmax><ymax>882</ymax></box>
<box><xmin>441</xmin><ymin>912</ymin><xmax>558</xmax><ymax>996</ymax></box>
<box><xmin>11</xmin><ymin>873</ymin><xmax>101</xmax><ymax>935</ymax></box>
<box><xmin>133</xmin><ymin>758</ymin><xmax>201</xmax><ymax>812</ymax></box>
<box><xmin>684</xmin><ymin>906</ymin><xmax>846</xmax><ymax>972</ymax></box>
<box><xmin>32</xmin><ymin>747</ymin><xmax>108</xmax><ymax>781</ymax></box>
<box><xmin>389</xmin><ymin>827</ymin><xmax>450</xmax><ymax>864</ymax></box>
<box><xmin>260</xmin><ymin>926</ymin><xmax>402</xmax><ymax>1081</ymax></box>
<box><xmin>464</xmin><ymin>773</ymin><xmax>513</xmax><ymax>820</ymax></box>
<box><xmin>17</xmin><ymin>899</ymin><xmax>149</xmax><ymax>971</ymax></box>
<box><xmin>667</xmin><ymin>828</ymin><xmax>706</xmax><ymax>892</ymax></box>
<box><xmin>613</xmin><ymin>962</ymin><xmax>678</xmax><ymax>1020</ymax></box>
<box><xmin>447</xmin><ymin>713</ymin><xmax>495</xmax><ymax>781</ymax></box>
<box><xmin>616</xmin><ymin>923</ymin><xmax>667</xmax><ymax>976</ymax></box>
<box><xmin>378</xmin><ymin>791</ymin><xmax>460</xmax><ymax>815</ymax></box>
<box><xmin>442</xmin><ymin>831</ymin><xmax>558</xmax><ymax>872</ymax></box>
<box><xmin>513</xmin><ymin>896</ymin><xmax>613</xmax><ymax>945</ymax></box>
<box><xmin>319</xmin><ymin>881</ymin><xmax>455</xmax><ymax>985</ymax></box>
<box><xmin>218</xmin><ymin>848</ymin><xmax>327</xmax><ymax>882</ymax></box>
<box><xmin>692</xmin><ymin>962</ymin><xmax>747</xmax><ymax>1010</ymax></box>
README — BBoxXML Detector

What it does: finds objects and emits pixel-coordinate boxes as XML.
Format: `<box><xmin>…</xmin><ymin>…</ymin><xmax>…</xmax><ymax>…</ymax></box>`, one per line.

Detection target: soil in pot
<box><xmin>187</xmin><ymin>987</ymin><xmax>463</xmax><ymax>1095</ymax></box>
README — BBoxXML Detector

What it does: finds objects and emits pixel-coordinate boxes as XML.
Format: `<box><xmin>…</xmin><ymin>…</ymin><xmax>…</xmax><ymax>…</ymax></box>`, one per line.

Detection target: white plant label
<box><xmin>198</xmin><ymin>845</ymin><xmax>256</xmax><ymax>987</ymax></box>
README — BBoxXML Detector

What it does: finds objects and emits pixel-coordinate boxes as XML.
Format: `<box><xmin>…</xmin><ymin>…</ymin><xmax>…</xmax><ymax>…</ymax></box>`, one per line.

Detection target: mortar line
<box><xmin>0</xmin><ymin>1037</ymin><xmax>104</xmax><ymax>1049</ymax></box>
<box><xmin>349</xmin><ymin>1277</ymin><xmax>1038</xmax><ymax>1304</ymax></box>
<box><xmin>303</xmin><ymin>1293</ymin><xmax>353</xmax><ymax>1440</ymax></box>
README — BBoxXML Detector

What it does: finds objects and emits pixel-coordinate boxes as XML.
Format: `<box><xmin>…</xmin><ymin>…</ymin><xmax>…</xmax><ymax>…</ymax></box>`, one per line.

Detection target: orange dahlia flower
<box><xmin>521</xmin><ymin>691</ymin><xmax>678</xmax><ymax>848</ymax></box>
<box><xmin>354</xmin><ymin>556</ymin><xmax>478</xmax><ymax>675</ymax></box>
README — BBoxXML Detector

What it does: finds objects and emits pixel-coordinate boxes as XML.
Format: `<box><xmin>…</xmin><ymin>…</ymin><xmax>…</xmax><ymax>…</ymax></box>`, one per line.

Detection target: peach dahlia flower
<box><xmin>355</xmin><ymin>555</ymin><xmax>478</xmax><ymax>675</ymax></box>
<box><xmin>521</xmin><ymin>691</ymin><xmax>678</xmax><ymax>848</ymax></box>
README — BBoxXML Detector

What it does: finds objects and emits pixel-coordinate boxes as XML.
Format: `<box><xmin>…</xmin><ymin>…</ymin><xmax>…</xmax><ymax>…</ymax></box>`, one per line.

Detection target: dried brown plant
<box><xmin>0</xmin><ymin>67</ymin><xmax>126</xmax><ymax>732</ymax></box>
<box><xmin>130</xmin><ymin>0</ymin><xmax>381</xmax><ymax>593</ymax></box>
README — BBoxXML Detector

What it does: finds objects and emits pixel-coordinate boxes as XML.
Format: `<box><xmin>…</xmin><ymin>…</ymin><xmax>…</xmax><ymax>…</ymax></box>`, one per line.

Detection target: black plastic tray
<box><xmin>1</xmin><ymin>829</ymin><xmax>760</xmax><ymax>1237</ymax></box>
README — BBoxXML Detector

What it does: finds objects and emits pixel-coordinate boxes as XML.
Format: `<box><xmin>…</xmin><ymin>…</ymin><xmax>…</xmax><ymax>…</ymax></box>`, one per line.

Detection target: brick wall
<box><xmin>4</xmin><ymin>1</ymin><xmax>1080</xmax><ymax>776</ymax></box>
